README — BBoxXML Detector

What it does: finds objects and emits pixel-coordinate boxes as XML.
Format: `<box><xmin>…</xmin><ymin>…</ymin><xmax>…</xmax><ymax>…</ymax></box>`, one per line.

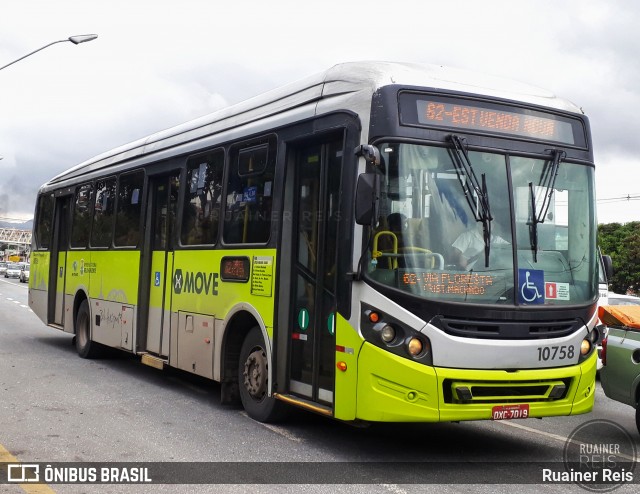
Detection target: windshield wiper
<box><xmin>448</xmin><ymin>135</ymin><xmax>493</xmax><ymax>267</ymax></box>
<box><xmin>528</xmin><ymin>149</ymin><xmax>566</xmax><ymax>262</ymax></box>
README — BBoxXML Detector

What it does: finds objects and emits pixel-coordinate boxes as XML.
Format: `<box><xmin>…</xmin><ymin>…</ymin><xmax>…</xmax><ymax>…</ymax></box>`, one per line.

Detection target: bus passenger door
<box><xmin>49</xmin><ymin>196</ymin><xmax>71</xmax><ymax>327</ymax></box>
<box><xmin>144</xmin><ymin>172</ymin><xmax>179</xmax><ymax>357</ymax></box>
<box><xmin>288</xmin><ymin>137</ymin><xmax>343</xmax><ymax>407</ymax></box>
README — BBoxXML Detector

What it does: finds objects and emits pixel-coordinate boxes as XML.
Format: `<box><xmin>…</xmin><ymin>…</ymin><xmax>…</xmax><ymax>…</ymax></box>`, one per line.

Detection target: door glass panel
<box><xmin>289</xmin><ymin>136</ymin><xmax>343</xmax><ymax>405</ymax></box>
<box><xmin>147</xmin><ymin>173</ymin><xmax>179</xmax><ymax>356</ymax></box>
<box><xmin>323</xmin><ymin>141</ymin><xmax>343</xmax><ymax>289</ymax></box>
<box><xmin>290</xmin><ymin>274</ymin><xmax>316</xmax><ymax>396</ymax></box>
<box><xmin>297</xmin><ymin>146</ymin><xmax>322</xmax><ymax>275</ymax></box>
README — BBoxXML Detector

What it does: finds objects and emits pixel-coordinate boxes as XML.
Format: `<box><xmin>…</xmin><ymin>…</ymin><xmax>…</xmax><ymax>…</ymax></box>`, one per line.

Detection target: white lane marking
<box><xmin>499</xmin><ymin>420</ymin><xmax>573</xmax><ymax>443</ymax></box>
<box><xmin>381</xmin><ymin>484</ymin><xmax>409</xmax><ymax>494</ymax></box>
<box><xmin>239</xmin><ymin>411</ymin><xmax>303</xmax><ymax>442</ymax></box>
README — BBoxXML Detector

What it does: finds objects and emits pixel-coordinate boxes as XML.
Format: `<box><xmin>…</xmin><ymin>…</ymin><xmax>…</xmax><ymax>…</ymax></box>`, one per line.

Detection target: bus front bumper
<box><xmin>354</xmin><ymin>342</ymin><xmax>597</xmax><ymax>422</ymax></box>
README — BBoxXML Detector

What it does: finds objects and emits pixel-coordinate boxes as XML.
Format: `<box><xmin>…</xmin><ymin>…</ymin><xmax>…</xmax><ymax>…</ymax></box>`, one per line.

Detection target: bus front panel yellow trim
<box><xmin>354</xmin><ymin>341</ymin><xmax>596</xmax><ymax>422</ymax></box>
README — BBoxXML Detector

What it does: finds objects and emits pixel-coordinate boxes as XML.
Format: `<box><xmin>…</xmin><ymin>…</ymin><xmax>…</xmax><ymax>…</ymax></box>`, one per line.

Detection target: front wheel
<box><xmin>636</xmin><ymin>404</ymin><xmax>640</xmax><ymax>436</ymax></box>
<box><xmin>75</xmin><ymin>299</ymin><xmax>102</xmax><ymax>359</ymax></box>
<box><xmin>238</xmin><ymin>327</ymin><xmax>288</xmax><ymax>423</ymax></box>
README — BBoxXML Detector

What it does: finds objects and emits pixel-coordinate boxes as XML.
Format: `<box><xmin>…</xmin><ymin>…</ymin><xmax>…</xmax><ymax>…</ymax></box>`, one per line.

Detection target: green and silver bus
<box><xmin>29</xmin><ymin>62</ymin><xmax>599</xmax><ymax>423</ymax></box>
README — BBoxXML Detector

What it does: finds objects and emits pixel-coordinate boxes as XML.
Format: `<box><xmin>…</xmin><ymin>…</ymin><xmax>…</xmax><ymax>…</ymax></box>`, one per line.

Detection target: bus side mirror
<box><xmin>355</xmin><ymin>172</ymin><xmax>380</xmax><ymax>226</ymax></box>
<box><xmin>602</xmin><ymin>254</ymin><xmax>613</xmax><ymax>280</ymax></box>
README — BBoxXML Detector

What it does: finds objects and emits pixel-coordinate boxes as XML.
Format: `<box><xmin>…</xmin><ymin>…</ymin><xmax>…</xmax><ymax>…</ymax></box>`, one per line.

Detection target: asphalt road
<box><xmin>0</xmin><ymin>276</ymin><xmax>638</xmax><ymax>494</ymax></box>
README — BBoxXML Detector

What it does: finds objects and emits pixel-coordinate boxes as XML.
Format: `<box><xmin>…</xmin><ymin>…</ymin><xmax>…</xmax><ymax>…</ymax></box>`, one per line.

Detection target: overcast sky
<box><xmin>1</xmin><ymin>0</ymin><xmax>639</xmax><ymax>224</ymax></box>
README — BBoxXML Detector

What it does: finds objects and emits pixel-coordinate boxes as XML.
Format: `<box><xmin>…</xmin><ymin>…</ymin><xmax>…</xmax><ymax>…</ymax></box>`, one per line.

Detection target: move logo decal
<box><xmin>173</xmin><ymin>268</ymin><xmax>219</xmax><ymax>296</ymax></box>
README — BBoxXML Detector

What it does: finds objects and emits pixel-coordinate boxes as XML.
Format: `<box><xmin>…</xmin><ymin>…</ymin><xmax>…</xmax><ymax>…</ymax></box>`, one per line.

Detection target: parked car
<box><xmin>599</xmin><ymin>305</ymin><xmax>640</xmax><ymax>434</ymax></box>
<box><xmin>4</xmin><ymin>262</ymin><xmax>21</xmax><ymax>278</ymax></box>
<box><xmin>19</xmin><ymin>264</ymin><xmax>30</xmax><ymax>283</ymax></box>
<box><xmin>0</xmin><ymin>261</ymin><xmax>7</xmax><ymax>276</ymax></box>
<box><xmin>595</xmin><ymin>292</ymin><xmax>640</xmax><ymax>372</ymax></box>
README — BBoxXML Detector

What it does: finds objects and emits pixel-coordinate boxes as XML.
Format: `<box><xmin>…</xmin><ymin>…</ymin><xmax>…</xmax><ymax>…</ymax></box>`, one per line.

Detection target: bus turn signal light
<box><xmin>580</xmin><ymin>339</ymin><xmax>591</xmax><ymax>355</ymax></box>
<box><xmin>337</xmin><ymin>361</ymin><xmax>348</xmax><ymax>372</ymax></box>
<box><xmin>407</xmin><ymin>337</ymin><xmax>423</xmax><ymax>357</ymax></box>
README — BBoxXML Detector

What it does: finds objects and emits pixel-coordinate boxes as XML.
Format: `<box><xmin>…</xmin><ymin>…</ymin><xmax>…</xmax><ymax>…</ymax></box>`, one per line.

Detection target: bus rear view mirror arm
<box><xmin>355</xmin><ymin>144</ymin><xmax>381</xmax><ymax>166</ymax></box>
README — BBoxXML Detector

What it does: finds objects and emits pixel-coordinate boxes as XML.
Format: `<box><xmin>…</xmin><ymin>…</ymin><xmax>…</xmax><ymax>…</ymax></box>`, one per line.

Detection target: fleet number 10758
<box><xmin>536</xmin><ymin>345</ymin><xmax>575</xmax><ymax>361</ymax></box>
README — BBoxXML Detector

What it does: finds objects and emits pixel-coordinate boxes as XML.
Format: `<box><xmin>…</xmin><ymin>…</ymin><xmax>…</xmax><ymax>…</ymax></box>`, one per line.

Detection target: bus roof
<box><xmin>46</xmin><ymin>61</ymin><xmax>583</xmax><ymax>186</ymax></box>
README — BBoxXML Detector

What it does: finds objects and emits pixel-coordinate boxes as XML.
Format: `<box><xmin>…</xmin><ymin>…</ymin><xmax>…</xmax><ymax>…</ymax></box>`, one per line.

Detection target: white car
<box><xmin>4</xmin><ymin>263</ymin><xmax>21</xmax><ymax>278</ymax></box>
<box><xmin>19</xmin><ymin>264</ymin><xmax>30</xmax><ymax>283</ymax></box>
<box><xmin>607</xmin><ymin>292</ymin><xmax>640</xmax><ymax>306</ymax></box>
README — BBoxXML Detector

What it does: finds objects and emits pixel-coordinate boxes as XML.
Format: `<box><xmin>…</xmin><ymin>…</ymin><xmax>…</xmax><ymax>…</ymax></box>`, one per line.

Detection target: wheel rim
<box><xmin>243</xmin><ymin>347</ymin><xmax>267</xmax><ymax>401</ymax></box>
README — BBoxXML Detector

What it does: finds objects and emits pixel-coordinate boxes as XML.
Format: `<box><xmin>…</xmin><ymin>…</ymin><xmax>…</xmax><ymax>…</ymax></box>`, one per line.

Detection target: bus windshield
<box><xmin>366</xmin><ymin>142</ymin><xmax>597</xmax><ymax>306</ymax></box>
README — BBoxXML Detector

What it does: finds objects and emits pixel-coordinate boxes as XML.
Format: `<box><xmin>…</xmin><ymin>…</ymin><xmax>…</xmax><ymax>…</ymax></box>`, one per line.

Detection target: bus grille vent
<box><xmin>433</xmin><ymin>316</ymin><xmax>579</xmax><ymax>340</ymax></box>
<box><xmin>444</xmin><ymin>378</ymin><xmax>571</xmax><ymax>404</ymax></box>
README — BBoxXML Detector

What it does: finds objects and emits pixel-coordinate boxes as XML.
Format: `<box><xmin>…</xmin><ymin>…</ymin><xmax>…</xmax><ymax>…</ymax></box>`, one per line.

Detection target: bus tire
<box><xmin>75</xmin><ymin>299</ymin><xmax>102</xmax><ymax>359</ymax></box>
<box><xmin>636</xmin><ymin>403</ymin><xmax>640</xmax><ymax>435</ymax></box>
<box><xmin>238</xmin><ymin>326</ymin><xmax>288</xmax><ymax>423</ymax></box>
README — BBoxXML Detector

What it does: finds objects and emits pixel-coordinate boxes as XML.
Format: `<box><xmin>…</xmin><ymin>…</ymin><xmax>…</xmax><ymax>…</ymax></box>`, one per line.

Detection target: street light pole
<box><xmin>0</xmin><ymin>34</ymin><xmax>98</xmax><ymax>72</ymax></box>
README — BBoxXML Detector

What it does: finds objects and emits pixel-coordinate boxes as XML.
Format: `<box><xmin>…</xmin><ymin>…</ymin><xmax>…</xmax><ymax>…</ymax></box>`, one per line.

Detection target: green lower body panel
<box><xmin>356</xmin><ymin>343</ymin><xmax>596</xmax><ymax>422</ymax></box>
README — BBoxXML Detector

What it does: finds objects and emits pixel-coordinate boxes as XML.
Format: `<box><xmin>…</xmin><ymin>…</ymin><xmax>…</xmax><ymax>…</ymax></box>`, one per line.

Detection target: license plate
<box><xmin>492</xmin><ymin>404</ymin><xmax>530</xmax><ymax>420</ymax></box>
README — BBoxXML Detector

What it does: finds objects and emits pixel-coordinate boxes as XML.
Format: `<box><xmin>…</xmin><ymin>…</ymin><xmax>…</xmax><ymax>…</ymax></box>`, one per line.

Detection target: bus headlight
<box><xmin>380</xmin><ymin>325</ymin><xmax>396</xmax><ymax>343</ymax></box>
<box><xmin>361</xmin><ymin>303</ymin><xmax>433</xmax><ymax>365</ymax></box>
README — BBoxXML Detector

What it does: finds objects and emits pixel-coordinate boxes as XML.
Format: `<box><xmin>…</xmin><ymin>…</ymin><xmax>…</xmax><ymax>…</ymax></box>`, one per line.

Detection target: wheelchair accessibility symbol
<box><xmin>518</xmin><ymin>269</ymin><xmax>545</xmax><ymax>304</ymax></box>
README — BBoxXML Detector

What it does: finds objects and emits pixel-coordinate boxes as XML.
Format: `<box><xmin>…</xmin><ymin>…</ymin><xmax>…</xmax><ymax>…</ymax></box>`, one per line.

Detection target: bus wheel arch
<box><xmin>220</xmin><ymin>308</ymin><xmax>287</xmax><ymax>422</ymax></box>
<box><xmin>220</xmin><ymin>310</ymin><xmax>258</xmax><ymax>405</ymax></box>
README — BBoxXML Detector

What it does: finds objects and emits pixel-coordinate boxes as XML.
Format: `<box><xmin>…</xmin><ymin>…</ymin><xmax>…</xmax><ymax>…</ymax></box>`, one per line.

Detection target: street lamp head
<box><xmin>68</xmin><ymin>34</ymin><xmax>98</xmax><ymax>45</ymax></box>
<box><xmin>0</xmin><ymin>34</ymin><xmax>98</xmax><ymax>72</ymax></box>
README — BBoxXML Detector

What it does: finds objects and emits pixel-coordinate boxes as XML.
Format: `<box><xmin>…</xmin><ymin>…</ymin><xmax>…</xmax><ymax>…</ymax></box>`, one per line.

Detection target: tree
<box><xmin>598</xmin><ymin>222</ymin><xmax>640</xmax><ymax>293</ymax></box>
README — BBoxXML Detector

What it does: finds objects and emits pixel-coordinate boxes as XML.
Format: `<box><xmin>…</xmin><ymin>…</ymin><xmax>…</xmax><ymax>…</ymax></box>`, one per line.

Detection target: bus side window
<box><xmin>34</xmin><ymin>193</ymin><xmax>55</xmax><ymax>249</ymax></box>
<box><xmin>223</xmin><ymin>136</ymin><xmax>276</xmax><ymax>244</ymax></box>
<box><xmin>91</xmin><ymin>177</ymin><xmax>116</xmax><ymax>248</ymax></box>
<box><xmin>114</xmin><ymin>171</ymin><xmax>144</xmax><ymax>247</ymax></box>
<box><xmin>181</xmin><ymin>150</ymin><xmax>224</xmax><ymax>246</ymax></box>
<box><xmin>70</xmin><ymin>183</ymin><xmax>93</xmax><ymax>248</ymax></box>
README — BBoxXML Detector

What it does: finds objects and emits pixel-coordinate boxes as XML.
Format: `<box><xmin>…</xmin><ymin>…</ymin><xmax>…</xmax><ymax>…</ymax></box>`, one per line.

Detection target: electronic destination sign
<box><xmin>399</xmin><ymin>92</ymin><xmax>586</xmax><ymax>147</ymax></box>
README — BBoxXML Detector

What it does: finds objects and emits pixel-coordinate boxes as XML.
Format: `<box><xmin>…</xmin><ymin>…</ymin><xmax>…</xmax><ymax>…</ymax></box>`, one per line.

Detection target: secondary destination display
<box><xmin>220</xmin><ymin>256</ymin><xmax>250</xmax><ymax>282</ymax></box>
<box><xmin>399</xmin><ymin>92</ymin><xmax>586</xmax><ymax>147</ymax></box>
<box><xmin>399</xmin><ymin>270</ymin><xmax>507</xmax><ymax>298</ymax></box>
<box><xmin>402</xmin><ymin>271</ymin><xmax>493</xmax><ymax>295</ymax></box>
